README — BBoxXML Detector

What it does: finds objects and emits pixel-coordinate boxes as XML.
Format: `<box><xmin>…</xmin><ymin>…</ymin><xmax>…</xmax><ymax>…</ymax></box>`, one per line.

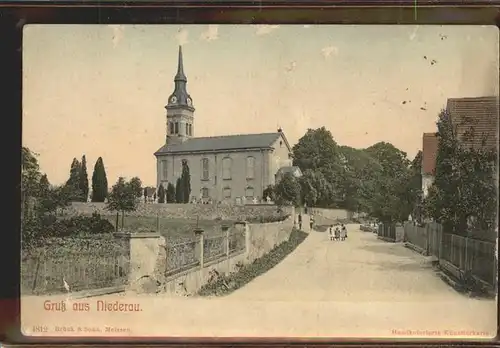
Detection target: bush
<box><xmin>23</xmin><ymin>212</ymin><xmax>115</xmax><ymax>246</ymax></box>
<box><xmin>247</xmin><ymin>213</ymin><xmax>290</xmax><ymax>224</ymax></box>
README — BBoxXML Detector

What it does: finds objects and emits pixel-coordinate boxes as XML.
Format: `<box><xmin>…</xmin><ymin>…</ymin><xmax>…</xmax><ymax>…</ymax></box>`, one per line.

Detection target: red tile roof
<box><xmin>446</xmin><ymin>96</ymin><xmax>499</xmax><ymax>151</ymax></box>
<box><xmin>422</xmin><ymin>133</ymin><xmax>438</xmax><ymax>175</ymax></box>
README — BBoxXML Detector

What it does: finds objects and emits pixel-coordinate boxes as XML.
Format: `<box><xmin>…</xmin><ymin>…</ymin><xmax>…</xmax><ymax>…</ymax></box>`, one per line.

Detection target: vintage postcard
<box><xmin>21</xmin><ymin>24</ymin><xmax>498</xmax><ymax>339</ymax></box>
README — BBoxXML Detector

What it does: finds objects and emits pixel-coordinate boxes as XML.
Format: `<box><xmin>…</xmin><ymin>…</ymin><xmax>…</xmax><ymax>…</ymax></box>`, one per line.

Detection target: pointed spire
<box><xmin>175</xmin><ymin>45</ymin><xmax>187</xmax><ymax>82</ymax></box>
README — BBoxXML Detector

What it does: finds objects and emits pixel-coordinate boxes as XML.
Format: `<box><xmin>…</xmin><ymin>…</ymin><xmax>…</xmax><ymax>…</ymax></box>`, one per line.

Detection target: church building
<box><xmin>154</xmin><ymin>46</ymin><xmax>300</xmax><ymax>203</ymax></box>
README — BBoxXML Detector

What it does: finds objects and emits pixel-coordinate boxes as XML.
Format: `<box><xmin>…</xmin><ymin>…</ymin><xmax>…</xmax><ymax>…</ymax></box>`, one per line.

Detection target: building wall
<box><xmin>157</xmin><ymin>149</ymin><xmax>270</xmax><ymax>202</ymax></box>
<box><xmin>267</xmin><ymin>134</ymin><xmax>293</xmax><ymax>186</ymax></box>
<box><xmin>422</xmin><ymin>174</ymin><xmax>434</xmax><ymax>198</ymax></box>
<box><xmin>156</xmin><ymin>133</ymin><xmax>293</xmax><ymax>202</ymax></box>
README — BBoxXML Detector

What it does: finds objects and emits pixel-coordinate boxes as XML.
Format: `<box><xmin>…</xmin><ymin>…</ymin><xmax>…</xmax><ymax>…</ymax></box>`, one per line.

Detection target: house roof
<box><xmin>446</xmin><ymin>96</ymin><xmax>499</xmax><ymax>151</ymax></box>
<box><xmin>422</xmin><ymin>133</ymin><xmax>438</xmax><ymax>175</ymax></box>
<box><xmin>154</xmin><ymin>132</ymin><xmax>285</xmax><ymax>155</ymax></box>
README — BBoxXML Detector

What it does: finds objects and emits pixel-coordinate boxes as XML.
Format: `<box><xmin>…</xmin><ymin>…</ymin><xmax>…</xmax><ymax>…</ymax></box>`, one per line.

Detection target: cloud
<box><xmin>200</xmin><ymin>25</ymin><xmax>219</xmax><ymax>42</ymax></box>
<box><xmin>109</xmin><ymin>25</ymin><xmax>125</xmax><ymax>48</ymax></box>
<box><xmin>254</xmin><ymin>25</ymin><xmax>280</xmax><ymax>36</ymax></box>
<box><xmin>321</xmin><ymin>45</ymin><xmax>339</xmax><ymax>59</ymax></box>
<box><xmin>176</xmin><ymin>28</ymin><xmax>189</xmax><ymax>46</ymax></box>
<box><xmin>409</xmin><ymin>25</ymin><xmax>419</xmax><ymax>41</ymax></box>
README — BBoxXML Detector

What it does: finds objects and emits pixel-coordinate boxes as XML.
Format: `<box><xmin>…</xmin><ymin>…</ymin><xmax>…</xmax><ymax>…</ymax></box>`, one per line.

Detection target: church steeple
<box><xmin>166</xmin><ymin>45</ymin><xmax>193</xmax><ymax>109</ymax></box>
<box><xmin>165</xmin><ymin>45</ymin><xmax>195</xmax><ymax>145</ymax></box>
<box><xmin>174</xmin><ymin>45</ymin><xmax>187</xmax><ymax>82</ymax></box>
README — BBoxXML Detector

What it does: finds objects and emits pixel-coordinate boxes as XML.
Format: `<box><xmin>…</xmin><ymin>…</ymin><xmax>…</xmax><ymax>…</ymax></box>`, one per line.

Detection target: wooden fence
<box><xmin>404</xmin><ymin>222</ymin><xmax>497</xmax><ymax>288</ymax></box>
<box><xmin>377</xmin><ymin>223</ymin><xmax>404</xmax><ymax>242</ymax></box>
<box><xmin>21</xmin><ymin>250</ymin><xmax>130</xmax><ymax>295</ymax></box>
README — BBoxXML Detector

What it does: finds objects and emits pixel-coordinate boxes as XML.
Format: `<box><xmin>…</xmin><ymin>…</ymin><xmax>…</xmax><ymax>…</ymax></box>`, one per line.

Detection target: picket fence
<box><xmin>404</xmin><ymin>222</ymin><xmax>497</xmax><ymax>288</ymax></box>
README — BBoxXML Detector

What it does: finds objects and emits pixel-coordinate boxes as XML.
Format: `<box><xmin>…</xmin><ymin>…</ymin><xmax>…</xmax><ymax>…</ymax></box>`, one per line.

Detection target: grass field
<box><xmin>102</xmin><ymin>214</ymin><xmax>234</xmax><ymax>241</ymax></box>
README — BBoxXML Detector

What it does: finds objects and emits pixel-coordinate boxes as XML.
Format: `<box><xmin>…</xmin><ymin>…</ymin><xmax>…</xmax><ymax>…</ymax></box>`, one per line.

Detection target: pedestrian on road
<box><xmin>334</xmin><ymin>226</ymin><xmax>340</xmax><ymax>241</ymax></box>
<box><xmin>328</xmin><ymin>225</ymin><xmax>334</xmax><ymax>241</ymax></box>
<box><xmin>341</xmin><ymin>224</ymin><xmax>347</xmax><ymax>240</ymax></box>
<box><xmin>298</xmin><ymin>214</ymin><xmax>302</xmax><ymax>231</ymax></box>
<box><xmin>310</xmin><ymin>215</ymin><xmax>315</xmax><ymax>230</ymax></box>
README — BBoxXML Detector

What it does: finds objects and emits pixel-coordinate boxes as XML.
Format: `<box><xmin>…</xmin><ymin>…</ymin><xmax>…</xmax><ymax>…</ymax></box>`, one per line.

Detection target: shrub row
<box><xmin>22</xmin><ymin>212</ymin><xmax>115</xmax><ymax>250</ymax></box>
<box><xmin>68</xmin><ymin>202</ymin><xmax>293</xmax><ymax>222</ymax></box>
<box><xmin>197</xmin><ymin>228</ymin><xmax>308</xmax><ymax>297</ymax></box>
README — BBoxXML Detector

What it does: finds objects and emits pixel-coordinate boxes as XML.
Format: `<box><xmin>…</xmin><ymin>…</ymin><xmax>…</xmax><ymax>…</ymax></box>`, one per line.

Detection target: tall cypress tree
<box><xmin>181</xmin><ymin>160</ymin><xmax>191</xmax><ymax>203</ymax></box>
<box><xmin>157</xmin><ymin>184</ymin><xmax>166</xmax><ymax>204</ymax></box>
<box><xmin>91</xmin><ymin>157</ymin><xmax>108</xmax><ymax>202</ymax></box>
<box><xmin>66</xmin><ymin>158</ymin><xmax>83</xmax><ymax>200</ymax></box>
<box><xmin>79</xmin><ymin>155</ymin><xmax>89</xmax><ymax>201</ymax></box>
<box><xmin>175</xmin><ymin>177</ymin><xmax>183</xmax><ymax>203</ymax></box>
<box><xmin>166</xmin><ymin>183</ymin><xmax>176</xmax><ymax>203</ymax></box>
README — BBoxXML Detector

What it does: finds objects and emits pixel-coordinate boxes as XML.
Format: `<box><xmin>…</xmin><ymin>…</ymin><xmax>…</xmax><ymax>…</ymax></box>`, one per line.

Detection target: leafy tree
<box><xmin>275</xmin><ymin>172</ymin><xmax>301</xmax><ymax>207</ymax></box>
<box><xmin>158</xmin><ymin>184</ymin><xmax>166</xmax><ymax>204</ymax></box>
<box><xmin>299</xmin><ymin>169</ymin><xmax>331</xmax><ymax>207</ymax></box>
<box><xmin>423</xmin><ymin>109</ymin><xmax>497</xmax><ymax>236</ymax></box>
<box><xmin>79</xmin><ymin>155</ymin><xmax>89</xmax><ymax>201</ymax></box>
<box><xmin>292</xmin><ymin>127</ymin><xmax>341</xmax><ymax>175</ymax></box>
<box><xmin>175</xmin><ymin>177</ymin><xmax>183</xmax><ymax>203</ymax></box>
<box><xmin>362</xmin><ymin>142</ymin><xmax>412</xmax><ymax>223</ymax></box>
<box><xmin>262</xmin><ymin>185</ymin><xmax>275</xmax><ymax>202</ymax></box>
<box><xmin>21</xmin><ymin>147</ymin><xmax>42</xmax><ymax>218</ymax></box>
<box><xmin>106</xmin><ymin>177</ymin><xmax>139</xmax><ymax>231</ymax></box>
<box><xmin>166</xmin><ymin>183</ymin><xmax>176</xmax><ymax>203</ymax></box>
<box><xmin>181</xmin><ymin>160</ymin><xmax>191</xmax><ymax>203</ymax></box>
<box><xmin>129</xmin><ymin>177</ymin><xmax>143</xmax><ymax>199</ymax></box>
<box><xmin>291</xmin><ymin>127</ymin><xmax>344</xmax><ymax>206</ymax></box>
<box><xmin>91</xmin><ymin>157</ymin><xmax>108</xmax><ymax>202</ymax></box>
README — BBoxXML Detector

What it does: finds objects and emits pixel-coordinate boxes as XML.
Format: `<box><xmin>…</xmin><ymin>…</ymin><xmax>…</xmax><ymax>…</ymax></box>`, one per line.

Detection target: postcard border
<box><xmin>1</xmin><ymin>1</ymin><xmax>499</xmax><ymax>345</ymax></box>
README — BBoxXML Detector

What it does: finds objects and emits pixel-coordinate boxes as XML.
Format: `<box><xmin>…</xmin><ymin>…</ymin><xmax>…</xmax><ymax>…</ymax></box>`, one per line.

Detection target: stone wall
<box><xmin>309</xmin><ymin>208</ymin><xmax>351</xmax><ymax>221</ymax></box>
<box><xmin>121</xmin><ymin>213</ymin><xmax>307</xmax><ymax>296</ymax></box>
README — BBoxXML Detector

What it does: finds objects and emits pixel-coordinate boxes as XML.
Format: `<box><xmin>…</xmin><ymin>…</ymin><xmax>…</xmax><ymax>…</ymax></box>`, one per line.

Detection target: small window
<box><xmin>222</xmin><ymin>157</ymin><xmax>232</xmax><ymax>180</ymax></box>
<box><xmin>246</xmin><ymin>156</ymin><xmax>255</xmax><ymax>179</ymax></box>
<box><xmin>223</xmin><ymin>187</ymin><xmax>232</xmax><ymax>199</ymax></box>
<box><xmin>245</xmin><ymin>186</ymin><xmax>254</xmax><ymax>200</ymax></box>
<box><xmin>169</xmin><ymin>122</ymin><xmax>174</xmax><ymax>135</ymax></box>
<box><xmin>174</xmin><ymin>122</ymin><xmax>179</xmax><ymax>134</ymax></box>
<box><xmin>201</xmin><ymin>158</ymin><xmax>209</xmax><ymax>180</ymax></box>
<box><xmin>201</xmin><ymin>187</ymin><xmax>209</xmax><ymax>198</ymax></box>
<box><xmin>279</xmin><ymin>140</ymin><xmax>283</xmax><ymax>147</ymax></box>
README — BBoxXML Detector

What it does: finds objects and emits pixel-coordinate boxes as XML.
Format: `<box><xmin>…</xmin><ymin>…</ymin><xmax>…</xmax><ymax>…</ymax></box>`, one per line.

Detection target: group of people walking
<box><xmin>329</xmin><ymin>224</ymin><xmax>348</xmax><ymax>241</ymax></box>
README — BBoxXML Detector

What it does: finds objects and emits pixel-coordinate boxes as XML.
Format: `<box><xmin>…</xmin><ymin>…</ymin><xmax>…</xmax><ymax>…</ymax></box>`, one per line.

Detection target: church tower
<box><xmin>165</xmin><ymin>46</ymin><xmax>195</xmax><ymax>144</ymax></box>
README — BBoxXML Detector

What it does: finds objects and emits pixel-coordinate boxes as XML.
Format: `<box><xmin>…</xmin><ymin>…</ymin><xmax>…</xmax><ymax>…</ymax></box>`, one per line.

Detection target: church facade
<box><xmin>154</xmin><ymin>46</ymin><xmax>298</xmax><ymax>203</ymax></box>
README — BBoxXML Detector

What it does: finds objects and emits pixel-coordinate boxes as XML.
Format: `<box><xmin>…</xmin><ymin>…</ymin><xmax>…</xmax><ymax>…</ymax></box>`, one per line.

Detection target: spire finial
<box><xmin>175</xmin><ymin>45</ymin><xmax>187</xmax><ymax>82</ymax></box>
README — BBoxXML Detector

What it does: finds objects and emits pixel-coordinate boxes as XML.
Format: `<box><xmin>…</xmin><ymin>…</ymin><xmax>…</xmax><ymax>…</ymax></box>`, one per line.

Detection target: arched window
<box><xmin>222</xmin><ymin>157</ymin><xmax>232</xmax><ymax>180</ymax></box>
<box><xmin>246</xmin><ymin>156</ymin><xmax>255</xmax><ymax>179</ymax></box>
<box><xmin>174</xmin><ymin>122</ymin><xmax>179</xmax><ymax>134</ymax></box>
<box><xmin>169</xmin><ymin>122</ymin><xmax>174</xmax><ymax>135</ymax></box>
<box><xmin>223</xmin><ymin>187</ymin><xmax>232</xmax><ymax>199</ymax></box>
<box><xmin>245</xmin><ymin>186</ymin><xmax>255</xmax><ymax>200</ymax></box>
<box><xmin>201</xmin><ymin>158</ymin><xmax>209</xmax><ymax>180</ymax></box>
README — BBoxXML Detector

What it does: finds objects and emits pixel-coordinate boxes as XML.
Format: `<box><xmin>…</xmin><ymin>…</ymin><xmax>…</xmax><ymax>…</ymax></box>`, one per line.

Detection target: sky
<box><xmin>23</xmin><ymin>24</ymin><xmax>499</xmax><ymax>186</ymax></box>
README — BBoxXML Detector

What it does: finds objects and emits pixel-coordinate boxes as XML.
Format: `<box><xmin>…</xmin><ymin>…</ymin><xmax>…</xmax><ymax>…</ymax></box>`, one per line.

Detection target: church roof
<box><xmin>154</xmin><ymin>132</ymin><xmax>283</xmax><ymax>155</ymax></box>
